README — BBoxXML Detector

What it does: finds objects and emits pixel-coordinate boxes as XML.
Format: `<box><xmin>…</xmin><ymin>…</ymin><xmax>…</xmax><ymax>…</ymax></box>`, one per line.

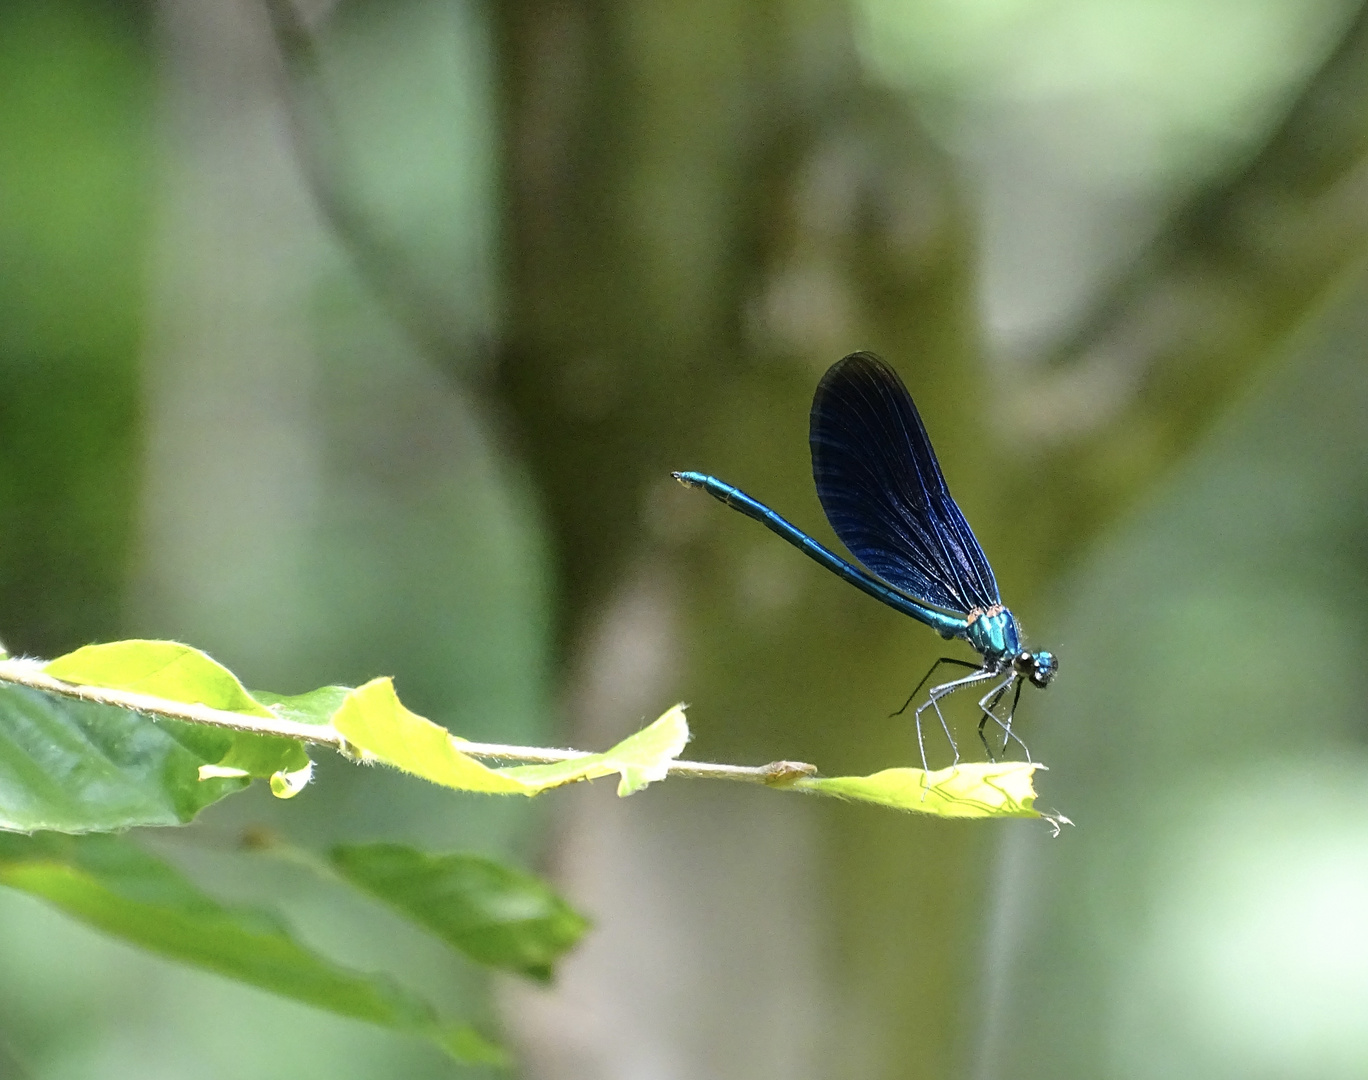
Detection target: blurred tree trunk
<box><xmin>493</xmin><ymin>2</ymin><xmax>991</xmax><ymax>1077</ymax></box>
<box><xmin>0</xmin><ymin>0</ymin><xmax>152</xmax><ymax>658</ymax></box>
<box><xmin>491</xmin><ymin>1</ymin><xmax>1368</xmax><ymax>1077</ymax></box>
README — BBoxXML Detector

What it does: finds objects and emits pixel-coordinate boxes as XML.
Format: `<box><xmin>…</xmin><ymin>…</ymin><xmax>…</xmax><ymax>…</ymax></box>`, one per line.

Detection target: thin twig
<box><xmin>0</xmin><ymin>659</ymin><xmax>346</xmax><ymax>746</ymax></box>
<box><xmin>0</xmin><ymin>660</ymin><xmax>816</xmax><ymax>787</ymax></box>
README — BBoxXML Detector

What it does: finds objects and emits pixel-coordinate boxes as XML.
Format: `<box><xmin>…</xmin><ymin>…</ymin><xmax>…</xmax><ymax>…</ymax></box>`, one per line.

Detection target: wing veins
<box><xmin>810</xmin><ymin>353</ymin><xmax>999</xmax><ymax>614</ymax></box>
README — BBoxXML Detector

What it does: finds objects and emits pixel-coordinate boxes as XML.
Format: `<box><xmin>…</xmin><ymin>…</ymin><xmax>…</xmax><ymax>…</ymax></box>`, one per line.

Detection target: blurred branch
<box><xmin>1006</xmin><ymin>0</ymin><xmax>1368</xmax><ymax>567</ymax></box>
<box><xmin>259</xmin><ymin>0</ymin><xmax>475</xmax><ymax>369</ymax></box>
<box><xmin>1026</xmin><ymin>2</ymin><xmax>1368</xmax><ymax>440</ymax></box>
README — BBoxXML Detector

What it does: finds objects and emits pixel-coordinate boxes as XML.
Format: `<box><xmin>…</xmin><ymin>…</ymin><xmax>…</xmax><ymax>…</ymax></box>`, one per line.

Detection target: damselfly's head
<box><xmin>1014</xmin><ymin>650</ymin><xmax>1058</xmax><ymax>689</ymax></box>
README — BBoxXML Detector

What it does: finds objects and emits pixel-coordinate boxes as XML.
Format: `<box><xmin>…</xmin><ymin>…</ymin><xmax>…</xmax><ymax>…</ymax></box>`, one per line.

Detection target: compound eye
<box><xmin>1029</xmin><ymin>652</ymin><xmax>1058</xmax><ymax>688</ymax></box>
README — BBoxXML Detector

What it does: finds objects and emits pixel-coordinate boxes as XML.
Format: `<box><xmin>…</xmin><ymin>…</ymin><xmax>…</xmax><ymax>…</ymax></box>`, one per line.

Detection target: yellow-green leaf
<box><xmin>268</xmin><ymin>761</ymin><xmax>314</xmax><ymax>799</ymax></box>
<box><xmin>332</xmin><ymin>686</ymin><xmax>689</xmax><ymax>800</ymax></box>
<box><xmin>45</xmin><ymin>640</ymin><xmax>273</xmax><ymax>718</ymax></box>
<box><xmin>795</xmin><ymin>762</ymin><xmax>1043</xmax><ymax>819</ymax></box>
<box><xmin>498</xmin><ymin>704</ymin><xmax>689</xmax><ymax>796</ymax></box>
<box><xmin>331</xmin><ymin>678</ymin><xmax>532</xmax><ymax>794</ymax></box>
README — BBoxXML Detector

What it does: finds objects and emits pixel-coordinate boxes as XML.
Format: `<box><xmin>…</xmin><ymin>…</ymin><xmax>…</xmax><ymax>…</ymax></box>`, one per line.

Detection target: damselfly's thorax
<box><xmin>966</xmin><ymin>605</ymin><xmax>1058</xmax><ymax>688</ymax></box>
<box><xmin>964</xmin><ymin>605</ymin><xmax>1019</xmax><ymax>661</ymax></box>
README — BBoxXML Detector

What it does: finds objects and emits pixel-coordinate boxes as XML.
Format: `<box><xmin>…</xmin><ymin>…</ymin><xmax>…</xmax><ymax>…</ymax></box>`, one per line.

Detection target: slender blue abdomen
<box><xmin>672</xmin><ymin>471</ymin><xmax>969</xmax><ymax>640</ymax></box>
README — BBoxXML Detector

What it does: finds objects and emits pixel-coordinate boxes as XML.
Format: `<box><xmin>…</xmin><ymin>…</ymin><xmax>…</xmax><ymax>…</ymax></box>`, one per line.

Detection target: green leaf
<box><xmin>254</xmin><ymin>685</ymin><xmax>351</xmax><ymax>726</ymax></box>
<box><xmin>41</xmin><ymin>644</ymin><xmax>317</xmax><ymax>802</ymax></box>
<box><xmin>215</xmin><ymin>687</ymin><xmax>346</xmax><ymax>797</ymax></box>
<box><xmin>45</xmin><ymin>640</ymin><xmax>274</xmax><ymax>718</ymax></box>
<box><xmin>0</xmin><ymin>832</ymin><xmax>506</xmax><ymax>1065</ymax></box>
<box><xmin>498</xmin><ymin>704</ymin><xmax>690</xmax><ymax>795</ymax></box>
<box><xmin>32</xmin><ymin>640</ymin><xmax>315</xmax><ymax>809</ymax></box>
<box><xmin>795</xmin><ymin>762</ymin><xmax>1044</xmax><ymax>819</ymax></box>
<box><xmin>331</xmin><ymin>843</ymin><xmax>589</xmax><ymax>982</ymax></box>
<box><xmin>200</xmin><ymin>732</ymin><xmax>309</xmax><ymax>776</ymax></box>
<box><xmin>199</xmin><ymin>733</ymin><xmax>312</xmax><ymax>798</ymax></box>
<box><xmin>0</xmin><ymin>683</ymin><xmax>248</xmax><ymax>832</ymax></box>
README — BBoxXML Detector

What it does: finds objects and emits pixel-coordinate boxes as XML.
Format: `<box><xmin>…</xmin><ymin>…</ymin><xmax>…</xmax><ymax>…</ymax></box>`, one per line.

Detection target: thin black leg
<box><xmin>890</xmin><ymin>656</ymin><xmax>981</xmax><ymax>718</ymax></box>
<box><xmin>977</xmin><ymin>683</ymin><xmax>1011</xmax><ymax>761</ymax></box>
<box><xmin>1003</xmin><ymin>677</ymin><xmax>1025</xmax><ymax>757</ymax></box>
<box><xmin>978</xmin><ymin>677</ymin><xmax>1029</xmax><ymax>761</ymax></box>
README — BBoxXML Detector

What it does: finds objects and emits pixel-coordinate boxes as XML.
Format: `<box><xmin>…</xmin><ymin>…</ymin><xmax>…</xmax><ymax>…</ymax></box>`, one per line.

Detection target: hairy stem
<box><xmin>0</xmin><ymin>660</ymin><xmax>813</xmax><ymax>786</ymax></box>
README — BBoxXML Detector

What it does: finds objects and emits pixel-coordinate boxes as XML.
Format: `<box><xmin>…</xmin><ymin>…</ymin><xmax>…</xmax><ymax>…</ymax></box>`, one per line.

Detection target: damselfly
<box><xmin>674</xmin><ymin>351</ymin><xmax>1057</xmax><ymax>767</ymax></box>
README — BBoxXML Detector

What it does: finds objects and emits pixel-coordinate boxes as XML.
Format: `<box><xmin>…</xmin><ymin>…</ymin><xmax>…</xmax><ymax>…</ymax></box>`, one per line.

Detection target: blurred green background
<box><xmin>3</xmin><ymin>0</ymin><xmax>1368</xmax><ymax>1077</ymax></box>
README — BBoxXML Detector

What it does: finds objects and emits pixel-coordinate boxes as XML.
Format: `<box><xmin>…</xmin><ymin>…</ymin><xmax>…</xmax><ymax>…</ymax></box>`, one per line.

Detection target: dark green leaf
<box><xmin>0</xmin><ymin>683</ymin><xmax>247</xmax><ymax>832</ymax></box>
<box><xmin>0</xmin><ymin>832</ymin><xmax>506</xmax><ymax>1065</ymax></box>
<box><xmin>332</xmin><ymin>843</ymin><xmax>589</xmax><ymax>982</ymax></box>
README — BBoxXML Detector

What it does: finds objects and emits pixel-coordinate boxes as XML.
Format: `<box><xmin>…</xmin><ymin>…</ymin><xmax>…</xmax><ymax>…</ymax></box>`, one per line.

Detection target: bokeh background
<box><xmin>3</xmin><ymin>0</ymin><xmax>1368</xmax><ymax>1077</ymax></box>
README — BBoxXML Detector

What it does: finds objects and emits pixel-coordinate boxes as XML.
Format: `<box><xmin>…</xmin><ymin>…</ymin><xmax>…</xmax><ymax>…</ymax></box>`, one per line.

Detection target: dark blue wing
<box><xmin>809</xmin><ymin>351</ymin><xmax>1000</xmax><ymax>615</ymax></box>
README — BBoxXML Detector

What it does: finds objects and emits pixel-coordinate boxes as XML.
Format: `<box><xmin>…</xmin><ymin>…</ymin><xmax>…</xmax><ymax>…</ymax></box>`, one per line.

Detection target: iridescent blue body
<box><xmin>966</xmin><ymin>607</ymin><xmax>1019</xmax><ymax>659</ymax></box>
<box><xmin>673</xmin><ymin>472</ymin><xmax>1053</xmax><ymax>679</ymax></box>
<box><xmin>673</xmin><ymin>351</ymin><xmax>1057</xmax><ymax>764</ymax></box>
<box><xmin>670</xmin><ymin>473</ymin><xmax>967</xmax><ymax>640</ymax></box>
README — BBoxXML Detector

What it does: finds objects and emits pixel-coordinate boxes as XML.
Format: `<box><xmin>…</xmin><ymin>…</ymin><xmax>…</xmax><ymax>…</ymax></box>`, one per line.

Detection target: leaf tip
<box><xmin>270</xmin><ymin>760</ymin><xmax>314</xmax><ymax>799</ymax></box>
